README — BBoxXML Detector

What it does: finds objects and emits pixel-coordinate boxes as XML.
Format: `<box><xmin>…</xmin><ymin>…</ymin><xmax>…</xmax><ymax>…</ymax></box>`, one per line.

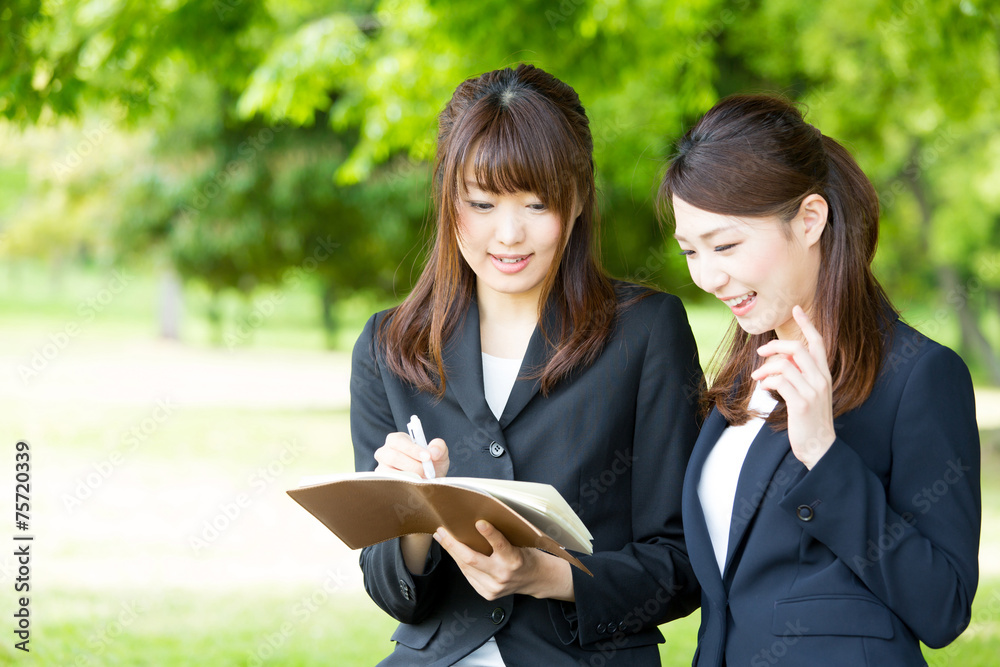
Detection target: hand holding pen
<box><xmin>372</xmin><ymin>416</ymin><xmax>450</xmax><ymax>479</ymax></box>
<box><xmin>407</xmin><ymin>415</ymin><xmax>436</xmax><ymax>479</ymax></box>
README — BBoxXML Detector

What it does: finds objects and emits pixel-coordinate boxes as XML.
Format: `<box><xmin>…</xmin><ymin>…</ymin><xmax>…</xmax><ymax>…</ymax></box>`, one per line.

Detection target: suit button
<box><xmin>606</xmin><ymin>622</ymin><xmax>617</xmax><ymax>633</ymax></box>
<box><xmin>398</xmin><ymin>579</ymin><xmax>412</xmax><ymax>600</ymax></box>
<box><xmin>796</xmin><ymin>504</ymin><xmax>815</xmax><ymax>521</ymax></box>
<box><xmin>489</xmin><ymin>441</ymin><xmax>505</xmax><ymax>458</ymax></box>
<box><xmin>596</xmin><ymin>623</ymin><xmax>606</xmax><ymax>634</ymax></box>
<box><xmin>490</xmin><ymin>607</ymin><xmax>506</xmax><ymax>624</ymax></box>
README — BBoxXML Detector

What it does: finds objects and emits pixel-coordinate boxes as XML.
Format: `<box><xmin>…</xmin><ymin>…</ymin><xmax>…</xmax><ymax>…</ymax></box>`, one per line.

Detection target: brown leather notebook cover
<box><xmin>287</xmin><ymin>478</ymin><xmax>593</xmax><ymax>576</ymax></box>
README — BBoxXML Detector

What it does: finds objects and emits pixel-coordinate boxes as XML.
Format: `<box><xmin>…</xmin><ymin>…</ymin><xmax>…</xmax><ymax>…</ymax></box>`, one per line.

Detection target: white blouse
<box><xmin>697</xmin><ymin>383</ymin><xmax>778</xmax><ymax>574</ymax></box>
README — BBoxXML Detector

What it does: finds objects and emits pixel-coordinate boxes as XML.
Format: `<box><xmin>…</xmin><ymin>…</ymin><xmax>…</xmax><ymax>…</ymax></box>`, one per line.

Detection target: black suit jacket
<box><xmin>350</xmin><ymin>285</ymin><xmax>703</xmax><ymax>666</ymax></box>
<box><xmin>683</xmin><ymin>318</ymin><xmax>981</xmax><ymax>666</ymax></box>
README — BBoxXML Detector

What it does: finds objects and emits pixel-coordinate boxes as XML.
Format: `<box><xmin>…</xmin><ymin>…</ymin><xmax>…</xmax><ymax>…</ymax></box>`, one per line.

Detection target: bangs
<box><xmin>449</xmin><ymin>91</ymin><xmax>586</xmax><ymax>220</ymax></box>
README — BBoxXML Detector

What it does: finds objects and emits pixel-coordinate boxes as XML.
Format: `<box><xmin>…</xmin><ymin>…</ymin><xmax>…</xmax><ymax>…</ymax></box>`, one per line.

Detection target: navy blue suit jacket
<box><xmin>350</xmin><ymin>285</ymin><xmax>702</xmax><ymax>666</ymax></box>
<box><xmin>682</xmin><ymin>318</ymin><xmax>981</xmax><ymax>666</ymax></box>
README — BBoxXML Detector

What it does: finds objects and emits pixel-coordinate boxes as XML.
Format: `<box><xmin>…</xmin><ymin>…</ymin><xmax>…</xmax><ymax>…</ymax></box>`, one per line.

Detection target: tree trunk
<box><xmin>158</xmin><ymin>269</ymin><xmax>183</xmax><ymax>340</ymax></box>
<box><xmin>321</xmin><ymin>283</ymin><xmax>337</xmax><ymax>349</ymax></box>
<box><xmin>902</xmin><ymin>153</ymin><xmax>1000</xmax><ymax>383</ymax></box>
<box><xmin>940</xmin><ymin>267</ymin><xmax>1000</xmax><ymax>384</ymax></box>
<box><xmin>207</xmin><ymin>291</ymin><xmax>223</xmax><ymax>346</ymax></box>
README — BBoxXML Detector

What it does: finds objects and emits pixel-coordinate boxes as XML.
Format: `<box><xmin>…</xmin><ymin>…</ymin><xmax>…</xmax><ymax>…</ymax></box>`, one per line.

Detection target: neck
<box><xmin>476</xmin><ymin>282</ymin><xmax>541</xmax><ymax>359</ymax></box>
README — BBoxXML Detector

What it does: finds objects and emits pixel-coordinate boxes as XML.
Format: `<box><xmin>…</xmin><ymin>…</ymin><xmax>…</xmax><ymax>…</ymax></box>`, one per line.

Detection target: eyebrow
<box><xmin>673</xmin><ymin>225</ymin><xmax>738</xmax><ymax>243</ymax></box>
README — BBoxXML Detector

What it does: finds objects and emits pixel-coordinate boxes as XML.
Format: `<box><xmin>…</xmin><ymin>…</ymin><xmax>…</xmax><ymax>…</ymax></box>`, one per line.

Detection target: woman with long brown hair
<box><xmin>661</xmin><ymin>94</ymin><xmax>980</xmax><ymax>666</ymax></box>
<box><xmin>350</xmin><ymin>64</ymin><xmax>702</xmax><ymax>665</ymax></box>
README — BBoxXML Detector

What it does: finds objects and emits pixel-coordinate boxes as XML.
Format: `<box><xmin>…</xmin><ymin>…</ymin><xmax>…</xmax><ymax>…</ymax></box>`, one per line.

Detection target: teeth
<box><xmin>724</xmin><ymin>292</ymin><xmax>756</xmax><ymax>307</ymax></box>
<box><xmin>498</xmin><ymin>257</ymin><xmax>523</xmax><ymax>263</ymax></box>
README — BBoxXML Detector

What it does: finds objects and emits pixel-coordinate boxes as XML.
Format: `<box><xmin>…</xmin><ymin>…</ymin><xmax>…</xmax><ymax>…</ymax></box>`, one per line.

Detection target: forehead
<box><xmin>672</xmin><ymin>196</ymin><xmax>781</xmax><ymax>241</ymax></box>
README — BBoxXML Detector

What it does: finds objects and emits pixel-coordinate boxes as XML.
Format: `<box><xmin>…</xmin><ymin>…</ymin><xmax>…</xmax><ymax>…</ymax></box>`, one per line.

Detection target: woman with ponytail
<box><xmin>350</xmin><ymin>64</ymin><xmax>702</xmax><ymax>665</ymax></box>
<box><xmin>660</xmin><ymin>95</ymin><xmax>980</xmax><ymax>666</ymax></box>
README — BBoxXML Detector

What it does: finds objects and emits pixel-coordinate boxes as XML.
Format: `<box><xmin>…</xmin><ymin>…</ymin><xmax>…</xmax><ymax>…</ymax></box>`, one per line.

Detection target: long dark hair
<box><xmin>381</xmin><ymin>64</ymin><xmax>617</xmax><ymax>396</ymax></box>
<box><xmin>660</xmin><ymin>94</ymin><xmax>895</xmax><ymax>425</ymax></box>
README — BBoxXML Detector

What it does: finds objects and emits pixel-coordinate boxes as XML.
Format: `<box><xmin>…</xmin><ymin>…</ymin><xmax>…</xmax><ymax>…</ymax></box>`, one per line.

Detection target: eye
<box><xmin>527</xmin><ymin>202</ymin><xmax>548</xmax><ymax>212</ymax></box>
<box><xmin>467</xmin><ymin>201</ymin><xmax>493</xmax><ymax>211</ymax></box>
<box><xmin>714</xmin><ymin>243</ymin><xmax>737</xmax><ymax>252</ymax></box>
<box><xmin>678</xmin><ymin>249</ymin><xmax>695</xmax><ymax>257</ymax></box>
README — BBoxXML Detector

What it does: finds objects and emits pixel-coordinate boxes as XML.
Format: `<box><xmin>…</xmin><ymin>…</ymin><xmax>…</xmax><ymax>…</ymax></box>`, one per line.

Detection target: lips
<box><xmin>490</xmin><ymin>254</ymin><xmax>531</xmax><ymax>274</ymax></box>
<box><xmin>722</xmin><ymin>291</ymin><xmax>756</xmax><ymax>308</ymax></box>
<box><xmin>721</xmin><ymin>291</ymin><xmax>756</xmax><ymax>316</ymax></box>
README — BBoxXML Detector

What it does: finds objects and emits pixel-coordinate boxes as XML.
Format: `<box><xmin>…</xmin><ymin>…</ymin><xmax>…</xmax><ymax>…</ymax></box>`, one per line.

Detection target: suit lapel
<box><xmin>497</xmin><ymin>300</ymin><xmax>558</xmax><ymax>429</ymax></box>
<box><xmin>442</xmin><ymin>300</ymin><xmax>503</xmax><ymax>441</ymax></box>
<box><xmin>683</xmin><ymin>409</ymin><xmax>730</xmax><ymax>603</ymax></box>
<box><xmin>722</xmin><ymin>422</ymin><xmax>794</xmax><ymax>576</ymax></box>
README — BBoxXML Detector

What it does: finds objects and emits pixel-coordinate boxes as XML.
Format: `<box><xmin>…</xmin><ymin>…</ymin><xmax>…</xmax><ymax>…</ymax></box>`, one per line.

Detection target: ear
<box><xmin>797</xmin><ymin>194</ymin><xmax>829</xmax><ymax>248</ymax></box>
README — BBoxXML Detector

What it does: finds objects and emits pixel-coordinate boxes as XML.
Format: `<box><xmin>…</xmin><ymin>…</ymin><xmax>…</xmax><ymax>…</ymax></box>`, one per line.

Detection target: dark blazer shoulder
<box><xmin>878</xmin><ymin>317</ymin><xmax>971</xmax><ymax>390</ymax></box>
<box><xmin>611</xmin><ymin>280</ymin><xmax>688</xmax><ymax>324</ymax></box>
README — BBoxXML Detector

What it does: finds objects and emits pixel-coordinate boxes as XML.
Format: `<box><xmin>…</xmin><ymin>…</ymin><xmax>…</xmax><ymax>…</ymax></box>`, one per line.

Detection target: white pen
<box><xmin>406</xmin><ymin>415</ymin><xmax>436</xmax><ymax>479</ymax></box>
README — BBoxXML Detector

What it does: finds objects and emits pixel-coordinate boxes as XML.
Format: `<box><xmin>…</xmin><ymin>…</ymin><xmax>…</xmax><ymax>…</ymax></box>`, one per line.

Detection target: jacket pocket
<box><xmin>772</xmin><ymin>595</ymin><xmax>894</xmax><ymax>639</ymax></box>
<box><xmin>390</xmin><ymin>618</ymin><xmax>442</xmax><ymax>649</ymax></box>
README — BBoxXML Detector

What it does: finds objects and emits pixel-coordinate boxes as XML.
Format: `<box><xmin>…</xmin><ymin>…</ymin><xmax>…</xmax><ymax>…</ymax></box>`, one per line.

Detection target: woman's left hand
<box><xmin>433</xmin><ymin>521</ymin><xmax>575</xmax><ymax>602</ymax></box>
<box><xmin>750</xmin><ymin>305</ymin><xmax>836</xmax><ymax>469</ymax></box>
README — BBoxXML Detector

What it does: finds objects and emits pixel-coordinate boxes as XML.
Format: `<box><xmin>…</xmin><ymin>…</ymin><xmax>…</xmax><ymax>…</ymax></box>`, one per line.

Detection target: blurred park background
<box><xmin>1</xmin><ymin>0</ymin><xmax>999</xmax><ymax>664</ymax></box>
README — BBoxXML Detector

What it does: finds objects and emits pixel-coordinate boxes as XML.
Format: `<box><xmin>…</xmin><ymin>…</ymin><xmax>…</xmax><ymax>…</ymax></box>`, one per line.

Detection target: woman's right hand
<box><xmin>374</xmin><ymin>432</ymin><xmax>450</xmax><ymax>575</ymax></box>
<box><xmin>373</xmin><ymin>432</ymin><xmax>450</xmax><ymax>479</ymax></box>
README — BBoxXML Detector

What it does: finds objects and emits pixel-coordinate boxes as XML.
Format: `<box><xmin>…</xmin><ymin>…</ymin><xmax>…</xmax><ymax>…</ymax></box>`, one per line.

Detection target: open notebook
<box><xmin>288</xmin><ymin>471</ymin><xmax>594</xmax><ymax>575</ymax></box>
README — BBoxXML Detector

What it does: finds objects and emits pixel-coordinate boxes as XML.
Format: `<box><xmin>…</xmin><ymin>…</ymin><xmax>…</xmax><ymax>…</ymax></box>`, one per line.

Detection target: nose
<box><xmin>692</xmin><ymin>255</ymin><xmax>728</xmax><ymax>295</ymax></box>
<box><xmin>495</xmin><ymin>207</ymin><xmax>526</xmax><ymax>246</ymax></box>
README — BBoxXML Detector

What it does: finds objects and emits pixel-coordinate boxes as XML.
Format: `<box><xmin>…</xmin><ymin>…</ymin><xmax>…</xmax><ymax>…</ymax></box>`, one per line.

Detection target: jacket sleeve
<box><xmin>350</xmin><ymin>313</ymin><xmax>446</xmax><ymax>624</ymax></box>
<box><xmin>564</xmin><ymin>294</ymin><xmax>703</xmax><ymax>647</ymax></box>
<box><xmin>779</xmin><ymin>344</ymin><xmax>981</xmax><ymax>648</ymax></box>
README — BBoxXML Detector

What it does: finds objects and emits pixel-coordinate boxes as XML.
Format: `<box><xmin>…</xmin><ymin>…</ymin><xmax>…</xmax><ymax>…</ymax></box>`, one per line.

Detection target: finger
<box><xmin>384</xmin><ymin>432</ymin><xmax>428</xmax><ymax>459</ymax></box>
<box><xmin>476</xmin><ymin>520</ymin><xmax>512</xmax><ymax>556</ymax></box>
<box><xmin>751</xmin><ymin>353</ymin><xmax>800</xmax><ymax>380</ymax></box>
<box><xmin>427</xmin><ymin>438</ymin><xmax>451</xmax><ymax>477</ymax></box>
<box><xmin>434</xmin><ymin>526</ymin><xmax>483</xmax><ymax>567</ymax></box>
<box><xmin>373</xmin><ymin>446</ymin><xmax>426</xmax><ymax>476</ymax></box>
<box><xmin>754</xmin><ymin>358</ymin><xmax>813</xmax><ymax>398</ymax></box>
<box><xmin>793</xmin><ymin>306</ymin><xmax>830</xmax><ymax>376</ymax></box>
<box><xmin>758</xmin><ymin>372</ymin><xmax>811</xmax><ymax>410</ymax></box>
<box><xmin>755</xmin><ymin>340</ymin><xmax>824</xmax><ymax>384</ymax></box>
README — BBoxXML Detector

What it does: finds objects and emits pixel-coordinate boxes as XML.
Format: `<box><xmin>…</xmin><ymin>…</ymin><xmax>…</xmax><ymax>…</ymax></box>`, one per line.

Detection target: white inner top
<box><xmin>481</xmin><ymin>352</ymin><xmax>522</xmax><ymax>421</ymax></box>
<box><xmin>697</xmin><ymin>383</ymin><xmax>778</xmax><ymax>574</ymax></box>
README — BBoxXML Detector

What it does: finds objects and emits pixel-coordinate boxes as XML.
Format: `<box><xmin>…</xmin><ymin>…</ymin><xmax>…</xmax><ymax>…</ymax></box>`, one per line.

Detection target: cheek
<box><xmin>537</xmin><ymin>218</ymin><xmax>565</xmax><ymax>254</ymax></box>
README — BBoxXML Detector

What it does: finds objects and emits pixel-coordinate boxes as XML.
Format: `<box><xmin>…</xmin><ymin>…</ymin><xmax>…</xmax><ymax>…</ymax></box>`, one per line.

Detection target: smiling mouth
<box><xmin>722</xmin><ymin>292</ymin><xmax>756</xmax><ymax>308</ymax></box>
<box><xmin>492</xmin><ymin>254</ymin><xmax>529</xmax><ymax>263</ymax></box>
